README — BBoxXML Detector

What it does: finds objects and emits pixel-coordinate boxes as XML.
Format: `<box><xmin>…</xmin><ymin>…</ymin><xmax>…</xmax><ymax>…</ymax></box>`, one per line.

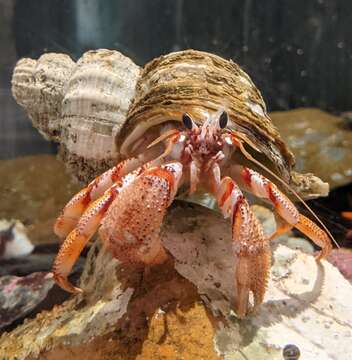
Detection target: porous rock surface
<box><xmin>0</xmin><ymin>203</ymin><xmax>351</xmax><ymax>360</ymax></box>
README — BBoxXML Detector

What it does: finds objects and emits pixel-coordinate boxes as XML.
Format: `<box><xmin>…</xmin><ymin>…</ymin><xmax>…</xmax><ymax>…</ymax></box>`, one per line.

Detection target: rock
<box><xmin>0</xmin><ymin>203</ymin><xmax>351</xmax><ymax>360</ymax></box>
<box><xmin>271</xmin><ymin>108</ymin><xmax>352</xmax><ymax>190</ymax></box>
<box><xmin>212</xmin><ymin>243</ymin><xmax>352</xmax><ymax>360</ymax></box>
<box><xmin>0</xmin><ymin>219</ymin><xmax>34</xmax><ymax>259</ymax></box>
<box><xmin>327</xmin><ymin>248</ymin><xmax>352</xmax><ymax>283</ymax></box>
<box><xmin>0</xmin><ymin>272</ymin><xmax>54</xmax><ymax>330</ymax></box>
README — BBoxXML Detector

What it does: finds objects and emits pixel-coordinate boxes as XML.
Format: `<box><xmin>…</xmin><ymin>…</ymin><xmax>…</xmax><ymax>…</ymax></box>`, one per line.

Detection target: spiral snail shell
<box><xmin>11</xmin><ymin>49</ymin><xmax>328</xmax><ymax>198</ymax></box>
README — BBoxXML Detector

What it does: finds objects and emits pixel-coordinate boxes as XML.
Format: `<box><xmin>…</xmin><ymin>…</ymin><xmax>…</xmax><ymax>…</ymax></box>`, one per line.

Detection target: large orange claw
<box><xmin>99</xmin><ymin>162</ymin><xmax>183</xmax><ymax>265</ymax></box>
<box><xmin>53</xmin><ymin>162</ymin><xmax>183</xmax><ymax>293</ymax></box>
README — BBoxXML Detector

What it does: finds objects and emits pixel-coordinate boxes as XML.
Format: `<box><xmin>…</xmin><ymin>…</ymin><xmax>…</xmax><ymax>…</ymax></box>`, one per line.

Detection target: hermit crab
<box><xmin>12</xmin><ymin>49</ymin><xmax>334</xmax><ymax>317</ymax></box>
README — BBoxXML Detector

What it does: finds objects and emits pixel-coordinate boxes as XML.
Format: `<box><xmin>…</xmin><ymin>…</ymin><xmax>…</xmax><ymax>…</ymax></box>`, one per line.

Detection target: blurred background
<box><xmin>1</xmin><ymin>0</ymin><xmax>352</xmax><ymax>158</ymax></box>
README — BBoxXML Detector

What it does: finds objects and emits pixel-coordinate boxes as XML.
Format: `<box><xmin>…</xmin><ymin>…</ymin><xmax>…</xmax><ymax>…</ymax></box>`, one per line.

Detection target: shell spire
<box><xmin>12</xmin><ymin>49</ymin><xmax>141</xmax><ymax>182</ymax></box>
<box><xmin>12</xmin><ymin>53</ymin><xmax>75</xmax><ymax>141</ymax></box>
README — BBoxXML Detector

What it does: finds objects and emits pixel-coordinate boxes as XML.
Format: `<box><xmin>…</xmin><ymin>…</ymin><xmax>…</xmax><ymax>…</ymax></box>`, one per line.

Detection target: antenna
<box><xmin>146</xmin><ymin>129</ymin><xmax>179</xmax><ymax>149</ymax></box>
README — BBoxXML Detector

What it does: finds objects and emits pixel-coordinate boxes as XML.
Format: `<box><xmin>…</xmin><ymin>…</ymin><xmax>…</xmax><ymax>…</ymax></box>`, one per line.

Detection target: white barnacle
<box><xmin>247</xmin><ymin>101</ymin><xmax>265</xmax><ymax>117</ymax></box>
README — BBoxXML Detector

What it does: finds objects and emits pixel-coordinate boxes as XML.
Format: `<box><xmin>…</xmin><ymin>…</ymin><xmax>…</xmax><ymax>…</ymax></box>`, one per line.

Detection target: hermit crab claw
<box><xmin>52</xmin><ymin>159</ymin><xmax>183</xmax><ymax>294</ymax></box>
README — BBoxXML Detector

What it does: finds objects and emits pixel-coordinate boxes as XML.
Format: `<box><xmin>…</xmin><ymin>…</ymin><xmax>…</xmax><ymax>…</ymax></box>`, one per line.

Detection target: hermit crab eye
<box><xmin>219</xmin><ymin>111</ymin><xmax>228</xmax><ymax>129</ymax></box>
<box><xmin>182</xmin><ymin>113</ymin><xmax>193</xmax><ymax>130</ymax></box>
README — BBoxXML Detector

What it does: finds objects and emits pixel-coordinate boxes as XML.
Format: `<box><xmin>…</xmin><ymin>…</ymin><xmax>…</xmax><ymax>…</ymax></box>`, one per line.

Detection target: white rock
<box><xmin>0</xmin><ymin>219</ymin><xmax>34</xmax><ymax>259</ymax></box>
<box><xmin>163</xmin><ymin>204</ymin><xmax>352</xmax><ymax>360</ymax></box>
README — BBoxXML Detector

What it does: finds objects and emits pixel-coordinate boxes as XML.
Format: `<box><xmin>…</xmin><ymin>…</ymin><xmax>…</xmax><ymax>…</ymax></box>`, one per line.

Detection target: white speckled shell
<box><xmin>12</xmin><ymin>49</ymin><xmax>141</xmax><ymax>181</ymax></box>
<box><xmin>12</xmin><ymin>53</ymin><xmax>75</xmax><ymax>141</ymax></box>
<box><xmin>0</xmin><ymin>220</ymin><xmax>34</xmax><ymax>259</ymax></box>
<box><xmin>59</xmin><ymin>50</ymin><xmax>140</xmax><ymax>179</ymax></box>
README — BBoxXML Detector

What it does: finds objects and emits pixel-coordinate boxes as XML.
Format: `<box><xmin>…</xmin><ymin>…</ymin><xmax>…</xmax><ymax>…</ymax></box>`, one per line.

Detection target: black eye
<box><xmin>219</xmin><ymin>111</ymin><xmax>228</xmax><ymax>129</ymax></box>
<box><xmin>182</xmin><ymin>113</ymin><xmax>193</xmax><ymax>130</ymax></box>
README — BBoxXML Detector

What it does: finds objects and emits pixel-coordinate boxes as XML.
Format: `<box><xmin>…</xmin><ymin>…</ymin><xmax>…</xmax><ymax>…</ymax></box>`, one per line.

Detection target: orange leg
<box><xmin>230</xmin><ymin>165</ymin><xmax>332</xmax><ymax>260</ymax></box>
<box><xmin>54</xmin><ymin>157</ymin><xmax>147</xmax><ymax>239</ymax></box>
<box><xmin>214</xmin><ymin>176</ymin><xmax>271</xmax><ymax>318</ymax></box>
<box><xmin>267</xmin><ymin>213</ymin><xmax>293</xmax><ymax>241</ymax></box>
<box><xmin>53</xmin><ymin>186</ymin><xmax>119</xmax><ymax>293</ymax></box>
<box><xmin>295</xmin><ymin>214</ymin><xmax>332</xmax><ymax>260</ymax></box>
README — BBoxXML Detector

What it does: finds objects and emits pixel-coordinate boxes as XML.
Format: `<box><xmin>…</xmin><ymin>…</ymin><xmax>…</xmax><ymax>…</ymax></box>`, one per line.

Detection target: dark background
<box><xmin>1</xmin><ymin>0</ymin><xmax>352</xmax><ymax>158</ymax></box>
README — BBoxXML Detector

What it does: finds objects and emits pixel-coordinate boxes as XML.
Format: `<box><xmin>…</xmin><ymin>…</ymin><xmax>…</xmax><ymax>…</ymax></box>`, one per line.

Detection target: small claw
<box><xmin>233</xmin><ymin>198</ymin><xmax>270</xmax><ymax>315</ymax></box>
<box><xmin>234</xmin><ymin>258</ymin><xmax>271</xmax><ymax>318</ymax></box>
<box><xmin>234</xmin><ymin>247</ymin><xmax>271</xmax><ymax>318</ymax></box>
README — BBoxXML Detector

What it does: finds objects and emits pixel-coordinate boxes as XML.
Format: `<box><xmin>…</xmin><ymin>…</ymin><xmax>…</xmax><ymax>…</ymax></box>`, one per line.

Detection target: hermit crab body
<box><xmin>12</xmin><ymin>50</ymin><xmax>332</xmax><ymax>317</ymax></box>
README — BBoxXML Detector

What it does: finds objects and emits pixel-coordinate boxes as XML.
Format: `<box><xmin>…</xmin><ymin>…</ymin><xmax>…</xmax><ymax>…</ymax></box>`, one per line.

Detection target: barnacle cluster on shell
<box><xmin>12</xmin><ymin>49</ymin><xmax>328</xmax><ymax>198</ymax></box>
